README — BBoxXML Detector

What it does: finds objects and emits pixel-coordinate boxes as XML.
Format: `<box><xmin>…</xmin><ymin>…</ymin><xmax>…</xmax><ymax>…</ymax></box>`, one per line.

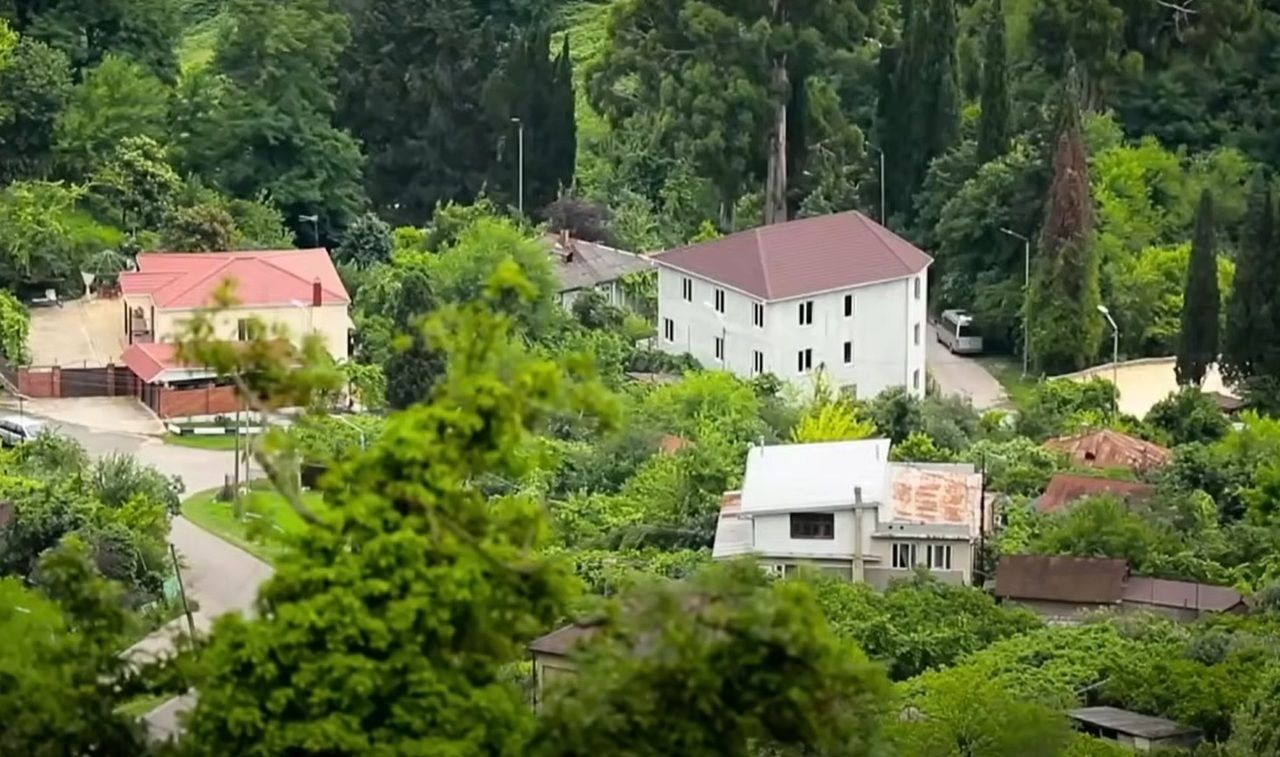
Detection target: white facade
<box><xmin>656</xmin><ymin>265</ymin><xmax>929</xmax><ymax>398</ymax></box>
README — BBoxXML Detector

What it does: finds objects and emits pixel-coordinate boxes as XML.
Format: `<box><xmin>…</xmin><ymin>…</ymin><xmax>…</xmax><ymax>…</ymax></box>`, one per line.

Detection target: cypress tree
<box><xmin>1027</xmin><ymin>67</ymin><xmax>1102</xmax><ymax>373</ymax></box>
<box><xmin>1222</xmin><ymin>171</ymin><xmax>1278</xmax><ymax>385</ymax></box>
<box><xmin>975</xmin><ymin>0</ymin><xmax>1010</xmax><ymax>164</ymax></box>
<box><xmin>1176</xmin><ymin>189</ymin><xmax>1220</xmax><ymax>386</ymax></box>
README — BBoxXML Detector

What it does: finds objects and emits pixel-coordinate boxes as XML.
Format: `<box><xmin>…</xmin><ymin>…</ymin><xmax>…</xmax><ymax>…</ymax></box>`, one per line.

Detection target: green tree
<box><xmin>53</xmin><ymin>55</ymin><xmax>170</xmax><ymax>178</ymax></box>
<box><xmin>1176</xmin><ymin>189</ymin><xmax>1220</xmax><ymax>385</ymax></box>
<box><xmin>159</xmin><ymin>203</ymin><xmax>235</xmax><ymax>252</ymax></box>
<box><xmin>531</xmin><ymin>562</ymin><xmax>893</xmax><ymax>755</ymax></box>
<box><xmin>184</xmin><ymin>0</ymin><xmax>365</xmax><ymax>236</ymax></box>
<box><xmin>1027</xmin><ymin>72</ymin><xmax>1102</xmax><ymax>373</ymax></box>
<box><xmin>1144</xmin><ymin>387</ymin><xmax>1229</xmax><ymax>446</ymax></box>
<box><xmin>0</xmin><ymin>290</ymin><xmax>29</xmax><ymax>362</ymax></box>
<box><xmin>88</xmin><ymin>135</ymin><xmax>180</xmax><ymax>230</ymax></box>
<box><xmin>790</xmin><ymin>371</ymin><xmax>876</xmax><ymax>443</ymax></box>
<box><xmin>1222</xmin><ymin>170</ymin><xmax>1279</xmax><ymax>387</ymax></box>
<box><xmin>383</xmin><ymin>269</ymin><xmax>445</xmax><ymax>410</ymax></box>
<box><xmin>1229</xmin><ymin>664</ymin><xmax>1280</xmax><ymax>756</ymax></box>
<box><xmin>0</xmin><ymin>181</ymin><xmax>88</xmax><ymax>290</ymax></box>
<box><xmin>0</xmin><ymin>34</ymin><xmax>72</xmax><ymax>182</ymax></box>
<box><xmin>7</xmin><ymin>0</ymin><xmax>181</xmax><ymax>80</ymax></box>
<box><xmin>334</xmin><ymin>211</ymin><xmax>392</xmax><ymax>267</ymax></box>
<box><xmin>976</xmin><ymin>0</ymin><xmax>1010</xmax><ymax>164</ymax></box>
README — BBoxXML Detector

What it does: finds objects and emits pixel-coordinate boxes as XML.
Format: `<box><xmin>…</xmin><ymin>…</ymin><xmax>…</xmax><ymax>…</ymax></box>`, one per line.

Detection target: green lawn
<box><xmin>165</xmin><ymin>433</ymin><xmax>241</xmax><ymax>451</ymax></box>
<box><xmin>975</xmin><ymin>355</ymin><xmax>1041</xmax><ymax>410</ymax></box>
<box><xmin>181</xmin><ymin>487</ymin><xmax>325</xmax><ymax>564</ymax></box>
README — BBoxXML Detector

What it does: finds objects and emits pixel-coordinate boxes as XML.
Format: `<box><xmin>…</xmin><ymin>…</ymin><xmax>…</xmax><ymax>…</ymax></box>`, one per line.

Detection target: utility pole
<box><xmin>511</xmin><ymin>118</ymin><xmax>524</xmax><ymax>216</ymax></box>
<box><xmin>169</xmin><ymin>543</ymin><xmax>196</xmax><ymax>638</ymax></box>
<box><xmin>1000</xmin><ymin>228</ymin><xmax>1032</xmax><ymax>377</ymax></box>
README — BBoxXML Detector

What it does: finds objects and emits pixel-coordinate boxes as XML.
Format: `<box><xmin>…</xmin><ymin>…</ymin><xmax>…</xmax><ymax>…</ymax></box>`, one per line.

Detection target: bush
<box><xmin>1145</xmin><ymin>387</ymin><xmax>1230</xmax><ymax>446</ymax></box>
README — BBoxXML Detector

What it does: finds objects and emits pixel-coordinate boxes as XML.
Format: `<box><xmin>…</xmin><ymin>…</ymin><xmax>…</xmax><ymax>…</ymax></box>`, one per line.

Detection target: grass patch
<box><xmin>975</xmin><ymin>355</ymin><xmax>1041</xmax><ymax>410</ymax></box>
<box><xmin>117</xmin><ymin>693</ymin><xmax>171</xmax><ymax>719</ymax></box>
<box><xmin>165</xmin><ymin>433</ymin><xmax>241</xmax><ymax>451</ymax></box>
<box><xmin>181</xmin><ymin>486</ymin><xmax>325</xmax><ymax>564</ymax></box>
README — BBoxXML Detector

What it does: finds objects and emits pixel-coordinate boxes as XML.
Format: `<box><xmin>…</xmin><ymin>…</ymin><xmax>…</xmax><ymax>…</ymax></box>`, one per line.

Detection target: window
<box><xmin>797</xmin><ymin>348</ymin><xmax>813</xmax><ymax>373</ymax></box>
<box><xmin>752</xmin><ymin>302</ymin><xmax>765</xmax><ymax>328</ymax></box>
<box><xmin>843</xmin><ymin>341</ymin><xmax>852</xmax><ymax>364</ymax></box>
<box><xmin>790</xmin><ymin>512</ymin><xmax>834</xmax><ymax>540</ymax></box>
<box><xmin>681</xmin><ymin>277</ymin><xmax>693</xmax><ymax>302</ymax></box>
<box><xmin>237</xmin><ymin>318</ymin><xmax>250</xmax><ymax>341</ymax></box>
<box><xmin>843</xmin><ymin>294</ymin><xmax>853</xmax><ymax>318</ymax></box>
<box><xmin>914</xmin><ymin>277</ymin><xmax>922</xmax><ymax>300</ymax></box>
<box><xmin>892</xmin><ymin>543</ymin><xmax>917</xmax><ymax>569</ymax></box>
<box><xmin>714</xmin><ymin>336</ymin><xmax>724</xmax><ymax>361</ymax></box>
<box><xmin>914</xmin><ymin>322</ymin><xmax>921</xmax><ymax>345</ymax></box>
<box><xmin>753</xmin><ymin>350</ymin><xmax>764</xmax><ymax>375</ymax></box>
<box><xmin>714</xmin><ymin>288</ymin><xmax>725</xmax><ymax>313</ymax></box>
<box><xmin>927</xmin><ymin>544</ymin><xmax>952</xmax><ymax>570</ymax></box>
<box><xmin>663</xmin><ymin>318</ymin><xmax>675</xmax><ymax>342</ymax></box>
<box><xmin>798</xmin><ymin>300</ymin><xmax>813</xmax><ymax>325</ymax></box>
<box><xmin>913</xmin><ymin>369</ymin><xmax>921</xmax><ymax>390</ymax></box>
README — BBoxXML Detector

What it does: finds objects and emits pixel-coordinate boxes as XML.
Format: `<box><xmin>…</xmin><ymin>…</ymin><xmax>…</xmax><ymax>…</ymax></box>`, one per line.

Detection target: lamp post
<box><xmin>298</xmin><ymin>214</ymin><xmax>319</xmax><ymax>247</ymax></box>
<box><xmin>1097</xmin><ymin>304</ymin><xmax>1120</xmax><ymax>415</ymax></box>
<box><xmin>332</xmin><ymin>414</ymin><xmax>367</xmax><ymax>449</ymax></box>
<box><xmin>1000</xmin><ymin>227</ymin><xmax>1032</xmax><ymax>377</ymax></box>
<box><xmin>510</xmin><ymin>117</ymin><xmax>524</xmax><ymax>217</ymax></box>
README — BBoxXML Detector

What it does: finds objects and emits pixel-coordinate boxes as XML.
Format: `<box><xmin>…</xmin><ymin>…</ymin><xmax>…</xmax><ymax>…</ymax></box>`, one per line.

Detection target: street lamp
<box><xmin>1000</xmin><ymin>227</ymin><xmax>1031</xmax><ymax>377</ymax></box>
<box><xmin>332</xmin><ymin>414</ymin><xmax>367</xmax><ymax>449</ymax></box>
<box><xmin>1097</xmin><ymin>304</ymin><xmax>1120</xmax><ymax>415</ymax></box>
<box><xmin>298</xmin><ymin>214</ymin><xmax>319</xmax><ymax>247</ymax></box>
<box><xmin>510</xmin><ymin>117</ymin><xmax>524</xmax><ymax>217</ymax></box>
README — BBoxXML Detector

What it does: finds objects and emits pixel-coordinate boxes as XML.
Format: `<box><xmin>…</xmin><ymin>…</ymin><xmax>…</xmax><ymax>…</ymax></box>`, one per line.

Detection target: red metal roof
<box><xmin>121</xmin><ymin>342</ymin><xmax>182</xmax><ymax>383</ymax></box>
<box><xmin>1043</xmin><ymin>429</ymin><xmax>1171</xmax><ymax>473</ymax></box>
<box><xmin>1036</xmin><ymin>473</ymin><xmax>1155</xmax><ymax>514</ymax></box>
<box><xmin>120</xmin><ymin>249</ymin><xmax>349</xmax><ymax>309</ymax></box>
<box><xmin>653</xmin><ymin>211</ymin><xmax>932</xmax><ymax>301</ymax></box>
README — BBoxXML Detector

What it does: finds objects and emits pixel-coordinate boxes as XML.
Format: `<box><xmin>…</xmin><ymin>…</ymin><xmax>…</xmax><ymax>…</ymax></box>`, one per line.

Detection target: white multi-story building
<box><xmin>653</xmin><ymin>211</ymin><xmax>932</xmax><ymax>397</ymax></box>
<box><xmin>712</xmin><ymin>439</ymin><xmax>988</xmax><ymax>588</ymax></box>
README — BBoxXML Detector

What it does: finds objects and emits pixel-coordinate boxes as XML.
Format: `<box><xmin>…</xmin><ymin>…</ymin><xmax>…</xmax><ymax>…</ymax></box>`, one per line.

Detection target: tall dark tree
<box><xmin>385</xmin><ymin>270</ymin><xmax>445</xmax><ymax>409</ymax></box>
<box><xmin>1176</xmin><ymin>189</ymin><xmax>1220</xmax><ymax>385</ymax></box>
<box><xmin>1222</xmin><ymin>171</ymin><xmax>1280</xmax><ymax>385</ymax></box>
<box><xmin>0</xmin><ymin>36</ymin><xmax>72</xmax><ymax>182</ymax></box>
<box><xmin>486</xmin><ymin>28</ymin><xmax>576</xmax><ymax>216</ymax></box>
<box><xmin>976</xmin><ymin>0</ymin><xmax>1010</xmax><ymax>164</ymax></box>
<box><xmin>3</xmin><ymin>0</ymin><xmax>181</xmax><ymax>81</ymax></box>
<box><xmin>1027</xmin><ymin>69</ymin><xmax>1102</xmax><ymax>373</ymax></box>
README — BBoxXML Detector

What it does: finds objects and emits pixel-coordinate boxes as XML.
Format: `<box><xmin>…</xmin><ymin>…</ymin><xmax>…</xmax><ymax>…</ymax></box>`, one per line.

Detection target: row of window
<box><xmin>681</xmin><ymin>277</ymin><xmax>924</xmax><ymax>325</ymax></box>
<box><xmin>891</xmin><ymin>542</ymin><xmax>953</xmax><ymax>571</ymax></box>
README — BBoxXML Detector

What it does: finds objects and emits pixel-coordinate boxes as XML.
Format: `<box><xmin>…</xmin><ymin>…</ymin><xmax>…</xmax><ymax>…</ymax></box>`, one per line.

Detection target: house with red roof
<box><xmin>653</xmin><ymin>211</ymin><xmax>932</xmax><ymax>396</ymax></box>
<box><xmin>118</xmin><ymin>249</ymin><xmax>351</xmax><ymax>390</ymax></box>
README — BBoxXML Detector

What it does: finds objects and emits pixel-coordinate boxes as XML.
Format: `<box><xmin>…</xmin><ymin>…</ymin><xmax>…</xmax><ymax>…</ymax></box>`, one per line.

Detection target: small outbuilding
<box><xmin>528</xmin><ymin>623</ymin><xmax>598</xmax><ymax>708</ymax></box>
<box><xmin>1068</xmin><ymin>706</ymin><xmax>1201</xmax><ymax>752</ymax></box>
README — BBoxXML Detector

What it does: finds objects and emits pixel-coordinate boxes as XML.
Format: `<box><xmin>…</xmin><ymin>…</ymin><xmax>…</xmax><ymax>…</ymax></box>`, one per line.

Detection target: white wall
<box><xmin>752</xmin><ymin>510</ymin><xmax>860</xmax><ymax>558</ymax></box>
<box><xmin>656</xmin><ymin>265</ymin><xmax>929</xmax><ymax>398</ymax></box>
<box><xmin>152</xmin><ymin>303</ymin><xmax>352</xmax><ymax>361</ymax></box>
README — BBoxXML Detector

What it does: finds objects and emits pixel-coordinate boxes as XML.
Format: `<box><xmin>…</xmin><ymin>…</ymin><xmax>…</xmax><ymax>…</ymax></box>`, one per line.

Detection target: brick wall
<box><xmin>18</xmin><ymin>367</ymin><xmax>56</xmax><ymax>398</ymax></box>
<box><xmin>156</xmin><ymin>384</ymin><xmax>240</xmax><ymax>418</ymax></box>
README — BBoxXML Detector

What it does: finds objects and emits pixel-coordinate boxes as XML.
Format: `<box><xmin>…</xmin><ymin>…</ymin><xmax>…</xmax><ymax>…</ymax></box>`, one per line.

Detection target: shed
<box><xmin>528</xmin><ymin>623</ymin><xmax>599</xmax><ymax>708</ymax></box>
<box><xmin>1122</xmin><ymin>576</ymin><xmax>1248</xmax><ymax>620</ymax></box>
<box><xmin>993</xmin><ymin>554</ymin><xmax>1128</xmax><ymax>620</ymax></box>
<box><xmin>1068</xmin><ymin>706</ymin><xmax>1201</xmax><ymax>752</ymax></box>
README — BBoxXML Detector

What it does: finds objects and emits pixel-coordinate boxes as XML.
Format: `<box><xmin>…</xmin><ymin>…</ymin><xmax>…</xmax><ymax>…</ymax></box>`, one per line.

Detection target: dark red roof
<box><xmin>1123</xmin><ymin>577</ymin><xmax>1246</xmax><ymax>612</ymax></box>
<box><xmin>1036</xmin><ymin>473</ymin><xmax>1155</xmax><ymax>514</ymax></box>
<box><xmin>1043</xmin><ymin>429</ymin><xmax>1171</xmax><ymax>473</ymax></box>
<box><xmin>654</xmin><ymin>211</ymin><xmax>932</xmax><ymax>300</ymax></box>
<box><xmin>994</xmin><ymin>554</ymin><xmax>1129</xmax><ymax>604</ymax></box>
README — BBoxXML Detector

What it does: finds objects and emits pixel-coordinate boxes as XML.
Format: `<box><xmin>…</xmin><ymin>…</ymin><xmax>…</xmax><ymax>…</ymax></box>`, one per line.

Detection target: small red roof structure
<box><xmin>654</xmin><ymin>211</ymin><xmax>931</xmax><ymax>301</ymax></box>
<box><xmin>1035</xmin><ymin>473</ymin><xmax>1156</xmax><ymax>514</ymax></box>
<box><xmin>120</xmin><ymin>343</ymin><xmax>183</xmax><ymax>383</ymax></box>
<box><xmin>1043</xmin><ymin>429</ymin><xmax>1170</xmax><ymax>473</ymax></box>
<box><xmin>120</xmin><ymin>249</ymin><xmax>349</xmax><ymax>309</ymax></box>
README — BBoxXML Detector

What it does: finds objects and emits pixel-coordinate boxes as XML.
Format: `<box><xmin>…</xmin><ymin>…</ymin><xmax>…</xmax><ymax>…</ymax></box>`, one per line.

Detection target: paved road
<box><xmin>16</xmin><ymin>414</ymin><xmax>273</xmax><ymax>740</ymax></box>
<box><xmin>927</xmin><ymin>323</ymin><xmax>1007</xmax><ymax>409</ymax></box>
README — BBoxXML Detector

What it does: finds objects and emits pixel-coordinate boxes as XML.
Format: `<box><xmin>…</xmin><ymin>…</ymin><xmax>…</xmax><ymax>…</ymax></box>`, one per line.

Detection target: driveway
<box><xmin>927</xmin><ymin>323</ymin><xmax>1007</xmax><ymax>410</ymax></box>
<box><xmin>27</xmin><ymin>298</ymin><xmax>127</xmax><ymax>368</ymax></box>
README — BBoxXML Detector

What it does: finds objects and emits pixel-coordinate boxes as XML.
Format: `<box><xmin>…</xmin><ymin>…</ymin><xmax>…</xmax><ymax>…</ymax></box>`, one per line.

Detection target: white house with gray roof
<box><xmin>713</xmin><ymin>438</ymin><xmax>987</xmax><ymax>587</ymax></box>
<box><xmin>653</xmin><ymin>211</ymin><xmax>932</xmax><ymax>397</ymax></box>
<box><xmin>545</xmin><ymin>232</ymin><xmax>652</xmax><ymax>311</ymax></box>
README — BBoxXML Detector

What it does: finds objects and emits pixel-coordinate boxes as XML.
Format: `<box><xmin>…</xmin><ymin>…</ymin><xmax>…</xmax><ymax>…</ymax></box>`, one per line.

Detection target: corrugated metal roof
<box><xmin>739</xmin><ymin>439</ymin><xmax>891</xmax><ymax>513</ymax></box>
<box><xmin>1035</xmin><ymin>473</ymin><xmax>1155</xmax><ymax>514</ymax></box>
<box><xmin>653</xmin><ymin>211</ymin><xmax>931</xmax><ymax>301</ymax></box>
<box><xmin>121</xmin><ymin>249</ymin><xmax>349</xmax><ymax>309</ymax></box>
<box><xmin>884</xmin><ymin>462</ymin><xmax>982</xmax><ymax>536</ymax></box>
<box><xmin>120</xmin><ymin>342</ymin><xmax>181</xmax><ymax>383</ymax></box>
<box><xmin>994</xmin><ymin>554</ymin><xmax>1129</xmax><ymax>604</ymax></box>
<box><xmin>1123</xmin><ymin>577</ymin><xmax>1245</xmax><ymax>612</ymax></box>
<box><xmin>1068</xmin><ymin>707</ymin><xmax>1198</xmax><ymax>739</ymax></box>
<box><xmin>546</xmin><ymin>234</ymin><xmax>652</xmax><ymax>292</ymax></box>
<box><xmin>1043</xmin><ymin>429</ymin><xmax>1170</xmax><ymax>473</ymax></box>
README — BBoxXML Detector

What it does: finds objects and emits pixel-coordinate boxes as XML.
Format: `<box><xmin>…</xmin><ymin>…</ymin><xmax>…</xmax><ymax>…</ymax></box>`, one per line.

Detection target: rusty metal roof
<box><xmin>1035</xmin><ymin>473</ymin><xmax>1155</xmax><ymax>514</ymax></box>
<box><xmin>994</xmin><ymin>554</ymin><xmax>1129</xmax><ymax>604</ymax></box>
<box><xmin>1123</xmin><ymin>577</ymin><xmax>1246</xmax><ymax>612</ymax></box>
<box><xmin>653</xmin><ymin>211</ymin><xmax>931</xmax><ymax>301</ymax></box>
<box><xmin>885</xmin><ymin>462</ymin><xmax>983</xmax><ymax>536</ymax></box>
<box><xmin>1043</xmin><ymin>429</ymin><xmax>1170</xmax><ymax>473</ymax></box>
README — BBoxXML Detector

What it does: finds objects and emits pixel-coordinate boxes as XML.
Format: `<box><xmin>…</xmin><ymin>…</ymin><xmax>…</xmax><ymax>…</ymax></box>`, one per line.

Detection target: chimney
<box><xmin>312</xmin><ymin>278</ymin><xmax>322</xmax><ymax>307</ymax></box>
<box><xmin>854</xmin><ymin>486</ymin><xmax>862</xmax><ymax>505</ymax></box>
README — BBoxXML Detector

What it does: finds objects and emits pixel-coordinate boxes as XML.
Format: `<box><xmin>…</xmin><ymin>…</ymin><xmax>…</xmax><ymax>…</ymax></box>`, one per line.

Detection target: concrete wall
<box><xmin>148</xmin><ymin>303</ymin><xmax>352</xmax><ymax>361</ymax></box>
<box><xmin>865</xmin><ymin>567</ymin><xmax>967</xmax><ymax>590</ymax></box>
<box><xmin>865</xmin><ymin>539</ymin><xmax>974</xmax><ymax>585</ymax></box>
<box><xmin>656</xmin><ymin>266</ymin><xmax>927</xmax><ymax>398</ymax></box>
<box><xmin>1003</xmin><ymin>599</ymin><xmax>1112</xmax><ymax>623</ymax></box>
<box><xmin>752</xmin><ymin>510</ymin><xmax>861</xmax><ymax>558</ymax></box>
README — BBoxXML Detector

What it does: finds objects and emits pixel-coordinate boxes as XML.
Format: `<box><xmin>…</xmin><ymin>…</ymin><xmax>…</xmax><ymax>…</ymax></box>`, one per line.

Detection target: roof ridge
<box><xmin>754</xmin><ymin>227</ymin><xmax>773</xmax><ymax>299</ymax></box>
<box><xmin>256</xmin><ymin>255</ymin><xmax>349</xmax><ymax>301</ymax></box>
<box><xmin>853</xmin><ymin>211</ymin><xmax>917</xmax><ymax>273</ymax></box>
<box><xmin>160</xmin><ymin>258</ymin><xmax>238</xmax><ymax>307</ymax></box>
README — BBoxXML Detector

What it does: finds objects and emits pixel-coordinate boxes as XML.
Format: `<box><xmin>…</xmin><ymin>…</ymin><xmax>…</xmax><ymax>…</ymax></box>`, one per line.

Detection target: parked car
<box><xmin>0</xmin><ymin>414</ymin><xmax>46</xmax><ymax>446</ymax></box>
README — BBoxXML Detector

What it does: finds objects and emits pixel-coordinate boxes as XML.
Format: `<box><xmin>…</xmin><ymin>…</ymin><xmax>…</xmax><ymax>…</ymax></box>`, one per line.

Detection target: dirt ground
<box><xmin>27</xmin><ymin>298</ymin><xmax>126</xmax><ymax>368</ymax></box>
<box><xmin>1063</xmin><ymin>358</ymin><xmax>1233</xmax><ymax>418</ymax></box>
